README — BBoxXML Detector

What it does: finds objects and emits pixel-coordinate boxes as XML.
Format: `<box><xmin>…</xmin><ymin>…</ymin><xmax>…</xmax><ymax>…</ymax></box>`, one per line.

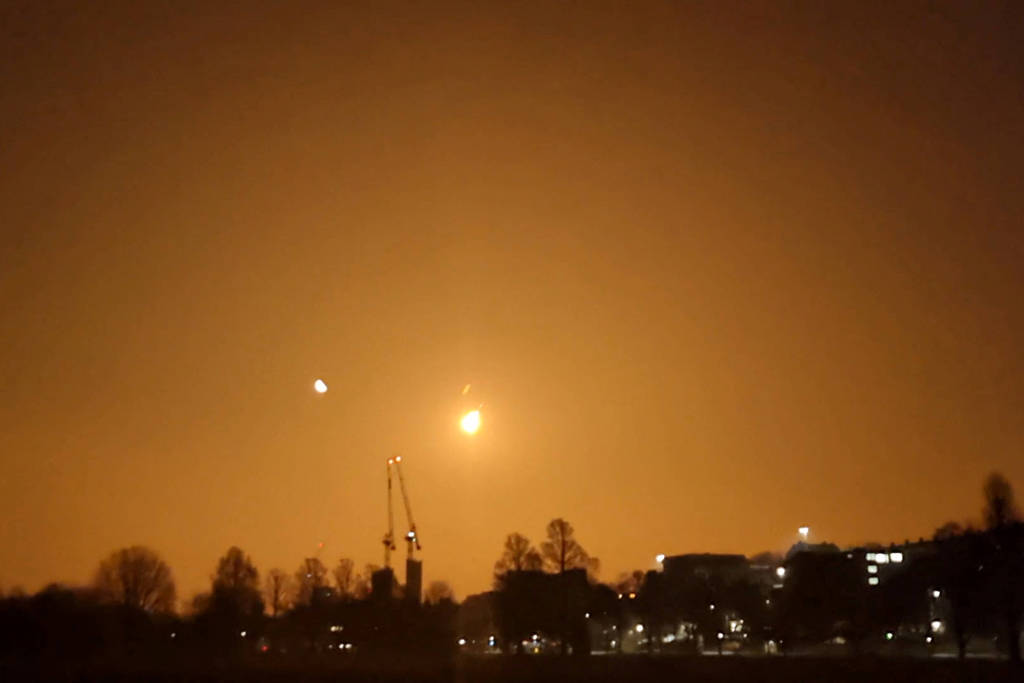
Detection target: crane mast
<box><xmin>393</xmin><ymin>456</ymin><xmax>421</xmax><ymax>558</ymax></box>
<box><xmin>383</xmin><ymin>458</ymin><xmax>397</xmax><ymax>567</ymax></box>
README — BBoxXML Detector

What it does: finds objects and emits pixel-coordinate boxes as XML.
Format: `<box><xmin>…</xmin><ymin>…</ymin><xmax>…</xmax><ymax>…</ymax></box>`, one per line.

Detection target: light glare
<box><xmin>314</xmin><ymin>379</ymin><xmax>328</xmax><ymax>393</ymax></box>
<box><xmin>460</xmin><ymin>409</ymin><xmax>481</xmax><ymax>434</ymax></box>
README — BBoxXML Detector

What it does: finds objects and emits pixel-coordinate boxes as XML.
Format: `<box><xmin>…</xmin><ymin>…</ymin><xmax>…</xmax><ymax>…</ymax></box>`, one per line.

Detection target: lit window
<box><xmin>867</xmin><ymin>565</ymin><xmax>878</xmax><ymax>574</ymax></box>
<box><xmin>875</xmin><ymin>553</ymin><xmax>889</xmax><ymax>564</ymax></box>
<box><xmin>868</xmin><ymin>577</ymin><xmax>879</xmax><ymax>586</ymax></box>
<box><xmin>890</xmin><ymin>552</ymin><xmax>903</xmax><ymax>563</ymax></box>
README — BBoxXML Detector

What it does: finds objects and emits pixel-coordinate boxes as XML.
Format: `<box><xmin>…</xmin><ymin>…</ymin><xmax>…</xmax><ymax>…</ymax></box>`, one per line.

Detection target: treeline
<box><xmin>0</xmin><ymin>546</ymin><xmax>457</xmax><ymax>664</ymax></box>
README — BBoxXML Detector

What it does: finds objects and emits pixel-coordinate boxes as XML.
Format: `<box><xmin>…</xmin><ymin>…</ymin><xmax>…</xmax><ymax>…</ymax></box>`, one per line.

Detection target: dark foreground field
<box><xmin>3</xmin><ymin>655</ymin><xmax>1020</xmax><ymax>683</ymax></box>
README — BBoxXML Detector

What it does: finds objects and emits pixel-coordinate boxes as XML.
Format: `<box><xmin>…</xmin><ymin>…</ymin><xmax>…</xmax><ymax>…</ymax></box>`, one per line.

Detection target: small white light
<box><xmin>867</xmin><ymin>565</ymin><xmax>878</xmax><ymax>574</ymax></box>
<box><xmin>584</xmin><ymin>612</ymin><xmax>590</xmax><ymax>619</ymax></box>
<box><xmin>655</xmin><ymin>554</ymin><xmax>665</xmax><ymax>563</ymax></box>
<box><xmin>875</xmin><ymin>553</ymin><xmax>890</xmax><ymax>564</ymax></box>
<box><xmin>890</xmin><ymin>552</ymin><xmax>903</xmax><ymax>563</ymax></box>
<box><xmin>926</xmin><ymin>636</ymin><xmax>933</xmax><ymax>644</ymax></box>
<box><xmin>931</xmin><ymin>620</ymin><xmax>942</xmax><ymax>631</ymax></box>
<box><xmin>798</xmin><ymin>526</ymin><xmax>809</xmax><ymax>539</ymax></box>
<box><xmin>868</xmin><ymin>577</ymin><xmax>879</xmax><ymax>586</ymax></box>
<box><xmin>775</xmin><ymin>566</ymin><xmax>786</xmax><ymax>578</ymax></box>
<box><xmin>932</xmin><ymin>589</ymin><xmax>941</xmax><ymax>599</ymax></box>
<box><xmin>314</xmin><ymin>379</ymin><xmax>328</xmax><ymax>393</ymax></box>
<box><xmin>170</xmin><ymin>632</ymin><xmax>176</xmax><ymax>639</ymax></box>
<box><xmin>709</xmin><ymin>603</ymin><xmax>715</xmax><ymax>611</ymax></box>
<box><xmin>717</xmin><ymin>631</ymin><xmax>724</xmax><ymax>640</ymax></box>
<box><xmin>532</xmin><ymin>633</ymin><xmax>538</xmax><ymax>641</ymax></box>
<box><xmin>635</xmin><ymin>624</ymin><xmax>644</xmax><ymax>633</ymax></box>
<box><xmin>457</xmin><ymin>638</ymin><xmax>467</xmax><ymax>646</ymax></box>
<box><xmin>885</xmin><ymin>631</ymin><xmax>894</xmax><ymax>641</ymax></box>
<box><xmin>240</xmin><ymin>630</ymin><xmax>247</xmax><ymax>637</ymax></box>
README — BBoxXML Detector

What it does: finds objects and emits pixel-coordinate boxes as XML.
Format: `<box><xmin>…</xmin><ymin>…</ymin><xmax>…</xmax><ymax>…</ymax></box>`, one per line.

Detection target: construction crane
<box><xmin>392</xmin><ymin>455</ymin><xmax>421</xmax><ymax>558</ymax></box>
<box><xmin>382</xmin><ymin>458</ymin><xmax>397</xmax><ymax>567</ymax></box>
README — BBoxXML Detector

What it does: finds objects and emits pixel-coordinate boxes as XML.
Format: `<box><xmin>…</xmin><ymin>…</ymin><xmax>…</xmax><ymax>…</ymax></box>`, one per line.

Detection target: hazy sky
<box><xmin>2</xmin><ymin>1</ymin><xmax>1022</xmax><ymax>605</ymax></box>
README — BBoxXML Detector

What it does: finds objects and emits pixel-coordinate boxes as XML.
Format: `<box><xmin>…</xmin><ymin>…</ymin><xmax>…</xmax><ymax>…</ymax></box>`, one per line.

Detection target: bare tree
<box><xmin>94</xmin><ymin>546</ymin><xmax>176</xmax><ymax>612</ymax></box>
<box><xmin>213</xmin><ymin>547</ymin><xmax>260</xmax><ymax>593</ymax></box>
<box><xmin>983</xmin><ymin>472</ymin><xmax>1020</xmax><ymax>530</ymax></box>
<box><xmin>264</xmin><ymin>568</ymin><xmax>292</xmax><ymax>617</ymax></box>
<box><xmin>424</xmin><ymin>580</ymin><xmax>454</xmax><ymax>605</ymax></box>
<box><xmin>332</xmin><ymin>558</ymin><xmax>357</xmax><ymax>600</ymax></box>
<box><xmin>933</xmin><ymin>521</ymin><xmax>965</xmax><ymax>541</ymax></box>
<box><xmin>294</xmin><ymin>557</ymin><xmax>328</xmax><ymax>605</ymax></box>
<box><xmin>540</xmin><ymin>518</ymin><xmax>594</xmax><ymax>575</ymax></box>
<box><xmin>210</xmin><ymin>546</ymin><xmax>262</xmax><ymax>616</ymax></box>
<box><xmin>494</xmin><ymin>533</ymin><xmax>542</xmax><ymax>579</ymax></box>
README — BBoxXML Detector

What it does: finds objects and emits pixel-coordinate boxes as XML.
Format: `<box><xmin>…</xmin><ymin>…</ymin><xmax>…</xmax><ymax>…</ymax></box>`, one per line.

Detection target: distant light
<box><xmin>656</xmin><ymin>554</ymin><xmax>666</xmax><ymax>564</ymax></box>
<box><xmin>717</xmin><ymin>631</ymin><xmax>724</xmax><ymax>640</ymax></box>
<box><xmin>875</xmin><ymin>553</ymin><xmax>890</xmax><ymax>564</ymax></box>
<box><xmin>926</xmin><ymin>636</ymin><xmax>933</xmax><ymax>644</ymax></box>
<box><xmin>709</xmin><ymin>603</ymin><xmax>715</xmax><ymax>611</ymax></box>
<box><xmin>798</xmin><ymin>526</ymin><xmax>809</xmax><ymax>540</ymax></box>
<box><xmin>932</xmin><ymin>589</ymin><xmax>941</xmax><ymax>599</ymax></box>
<box><xmin>617</xmin><ymin>593</ymin><xmax>623</xmax><ymax>599</ymax></box>
<box><xmin>867</xmin><ymin>565</ymin><xmax>878</xmax><ymax>574</ymax></box>
<box><xmin>170</xmin><ymin>632</ymin><xmax>176</xmax><ymax>639</ymax></box>
<box><xmin>460</xmin><ymin>409</ymin><xmax>481</xmax><ymax>434</ymax></box>
<box><xmin>628</xmin><ymin>592</ymin><xmax>636</xmax><ymax>600</ymax></box>
<box><xmin>240</xmin><ymin>630</ymin><xmax>247</xmax><ymax>637</ymax></box>
<box><xmin>890</xmin><ymin>552</ymin><xmax>903</xmax><ymax>563</ymax></box>
<box><xmin>885</xmin><ymin>631</ymin><xmax>894</xmax><ymax>641</ymax></box>
<box><xmin>635</xmin><ymin>624</ymin><xmax>644</xmax><ymax>633</ymax></box>
<box><xmin>930</xmin><ymin>620</ymin><xmax>942</xmax><ymax>631</ymax></box>
<box><xmin>457</xmin><ymin>638</ymin><xmax>467</xmax><ymax>646</ymax></box>
<box><xmin>532</xmin><ymin>633</ymin><xmax>539</xmax><ymax>642</ymax></box>
<box><xmin>314</xmin><ymin>379</ymin><xmax>328</xmax><ymax>393</ymax></box>
<box><xmin>775</xmin><ymin>566</ymin><xmax>786</xmax><ymax>578</ymax></box>
<box><xmin>868</xmin><ymin>577</ymin><xmax>879</xmax><ymax>586</ymax></box>
<box><xmin>261</xmin><ymin>644</ymin><xmax>269</xmax><ymax>652</ymax></box>
<box><xmin>395</xmin><ymin>455</ymin><xmax>402</xmax><ymax>462</ymax></box>
<box><xmin>584</xmin><ymin>612</ymin><xmax>590</xmax><ymax>619</ymax></box>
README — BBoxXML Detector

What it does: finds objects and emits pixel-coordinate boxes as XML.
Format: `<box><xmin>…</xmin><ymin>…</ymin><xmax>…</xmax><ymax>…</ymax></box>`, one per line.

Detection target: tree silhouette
<box><xmin>93</xmin><ymin>546</ymin><xmax>176</xmax><ymax>613</ymax></box>
<box><xmin>540</xmin><ymin>519</ymin><xmax>594</xmax><ymax>575</ymax></box>
<box><xmin>210</xmin><ymin>546</ymin><xmax>262</xmax><ymax>617</ymax></box>
<box><xmin>263</xmin><ymin>568</ymin><xmax>292</xmax><ymax>617</ymax></box>
<box><xmin>982</xmin><ymin>471</ymin><xmax>1020</xmax><ymax>530</ymax></box>
<box><xmin>332</xmin><ymin>558</ymin><xmax>357</xmax><ymax>600</ymax></box>
<box><xmin>294</xmin><ymin>558</ymin><xmax>328</xmax><ymax>606</ymax></box>
<box><xmin>980</xmin><ymin>472</ymin><xmax>1023</xmax><ymax>662</ymax></box>
<box><xmin>494</xmin><ymin>533</ymin><xmax>542</xmax><ymax>579</ymax></box>
<box><xmin>424</xmin><ymin>580</ymin><xmax>454</xmax><ymax>605</ymax></box>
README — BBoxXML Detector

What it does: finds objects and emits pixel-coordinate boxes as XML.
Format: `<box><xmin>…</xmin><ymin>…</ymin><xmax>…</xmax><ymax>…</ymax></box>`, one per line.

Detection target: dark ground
<box><xmin>3</xmin><ymin>655</ymin><xmax>1020</xmax><ymax>683</ymax></box>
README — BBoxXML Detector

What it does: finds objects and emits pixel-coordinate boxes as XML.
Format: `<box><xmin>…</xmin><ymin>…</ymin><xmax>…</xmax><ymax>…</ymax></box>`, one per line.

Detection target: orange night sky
<box><xmin>1</xmin><ymin>1</ymin><xmax>1022</xmax><ymax>606</ymax></box>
